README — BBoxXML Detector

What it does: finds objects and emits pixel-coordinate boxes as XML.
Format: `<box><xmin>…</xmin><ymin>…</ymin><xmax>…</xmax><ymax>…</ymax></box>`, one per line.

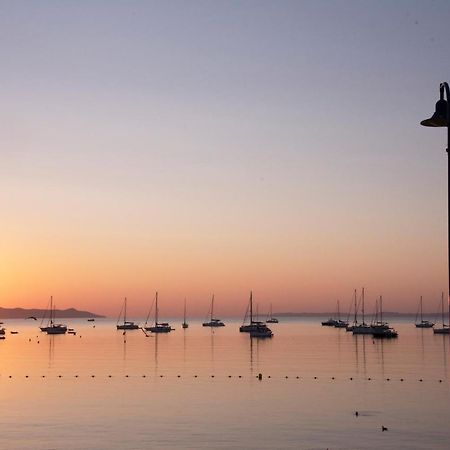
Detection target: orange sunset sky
<box><xmin>0</xmin><ymin>1</ymin><xmax>449</xmax><ymax>317</ymax></box>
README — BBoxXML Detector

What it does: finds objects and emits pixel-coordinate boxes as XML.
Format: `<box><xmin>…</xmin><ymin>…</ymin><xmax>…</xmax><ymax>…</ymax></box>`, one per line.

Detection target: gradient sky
<box><xmin>1</xmin><ymin>0</ymin><xmax>449</xmax><ymax>317</ymax></box>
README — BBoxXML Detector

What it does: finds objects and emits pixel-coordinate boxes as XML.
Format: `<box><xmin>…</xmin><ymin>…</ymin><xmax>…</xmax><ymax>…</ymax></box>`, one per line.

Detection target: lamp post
<box><xmin>421</xmin><ymin>82</ymin><xmax>450</xmax><ymax>328</ymax></box>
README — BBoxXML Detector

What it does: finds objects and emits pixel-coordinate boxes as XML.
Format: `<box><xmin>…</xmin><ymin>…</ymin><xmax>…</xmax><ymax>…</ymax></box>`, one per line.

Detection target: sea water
<box><xmin>0</xmin><ymin>317</ymin><xmax>449</xmax><ymax>449</ymax></box>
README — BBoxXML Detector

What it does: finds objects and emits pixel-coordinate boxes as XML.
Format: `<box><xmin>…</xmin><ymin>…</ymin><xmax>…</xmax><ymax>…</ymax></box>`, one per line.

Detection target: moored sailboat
<box><xmin>334</xmin><ymin>300</ymin><xmax>348</xmax><ymax>328</ymax></box>
<box><xmin>371</xmin><ymin>296</ymin><xmax>398</xmax><ymax>338</ymax></box>
<box><xmin>145</xmin><ymin>292</ymin><xmax>172</xmax><ymax>333</ymax></box>
<box><xmin>433</xmin><ymin>292</ymin><xmax>450</xmax><ymax>335</ymax></box>
<box><xmin>202</xmin><ymin>294</ymin><xmax>225</xmax><ymax>327</ymax></box>
<box><xmin>182</xmin><ymin>298</ymin><xmax>189</xmax><ymax>329</ymax></box>
<box><xmin>41</xmin><ymin>296</ymin><xmax>68</xmax><ymax>334</ymax></box>
<box><xmin>240</xmin><ymin>291</ymin><xmax>265</xmax><ymax>332</ymax></box>
<box><xmin>116</xmin><ymin>297</ymin><xmax>140</xmax><ymax>330</ymax></box>
<box><xmin>266</xmin><ymin>303</ymin><xmax>279</xmax><ymax>323</ymax></box>
<box><xmin>352</xmin><ymin>288</ymin><xmax>374</xmax><ymax>335</ymax></box>
<box><xmin>415</xmin><ymin>296</ymin><xmax>434</xmax><ymax>328</ymax></box>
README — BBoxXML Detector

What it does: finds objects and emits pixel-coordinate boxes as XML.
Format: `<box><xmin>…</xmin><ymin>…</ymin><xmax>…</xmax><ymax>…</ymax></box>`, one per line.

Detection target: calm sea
<box><xmin>0</xmin><ymin>316</ymin><xmax>449</xmax><ymax>449</ymax></box>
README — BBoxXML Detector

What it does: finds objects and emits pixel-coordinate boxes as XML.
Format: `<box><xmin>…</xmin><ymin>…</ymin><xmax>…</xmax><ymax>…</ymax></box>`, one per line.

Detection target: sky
<box><xmin>1</xmin><ymin>0</ymin><xmax>450</xmax><ymax>317</ymax></box>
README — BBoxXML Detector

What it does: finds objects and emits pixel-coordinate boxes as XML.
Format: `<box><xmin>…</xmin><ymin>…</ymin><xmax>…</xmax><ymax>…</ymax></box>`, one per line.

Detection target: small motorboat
<box><xmin>321</xmin><ymin>318</ymin><xmax>338</xmax><ymax>326</ymax></box>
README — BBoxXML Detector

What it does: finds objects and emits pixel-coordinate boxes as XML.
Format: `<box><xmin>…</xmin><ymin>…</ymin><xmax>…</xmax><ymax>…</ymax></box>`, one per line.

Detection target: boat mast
<box><xmin>354</xmin><ymin>289</ymin><xmax>357</xmax><ymax>325</ymax></box>
<box><xmin>211</xmin><ymin>294</ymin><xmax>214</xmax><ymax>321</ymax></box>
<box><xmin>124</xmin><ymin>297</ymin><xmax>127</xmax><ymax>324</ymax></box>
<box><xmin>380</xmin><ymin>295</ymin><xmax>383</xmax><ymax>325</ymax></box>
<box><xmin>361</xmin><ymin>287</ymin><xmax>365</xmax><ymax>325</ymax></box>
<box><xmin>420</xmin><ymin>296</ymin><xmax>423</xmax><ymax>322</ymax></box>
<box><xmin>337</xmin><ymin>300</ymin><xmax>340</xmax><ymax>321</ymax></box>
<box><xmin>50</xmin><ymin>296</ymin><xmax>53</xmax><ymax>326</ymax></box>
<box><xmin>250</xmin><ymin>291</ymin><xmax>253</xmax><ymax>323</ymax></box>
<box><xmin>184</xmin><ymin>298</ymin><xmax>187</xmax><ymax>324</ymax></box>
<box><xmin>155</xmin><ymin>291</ymin><xmax>159</xmax><ymax>326</ymax></box>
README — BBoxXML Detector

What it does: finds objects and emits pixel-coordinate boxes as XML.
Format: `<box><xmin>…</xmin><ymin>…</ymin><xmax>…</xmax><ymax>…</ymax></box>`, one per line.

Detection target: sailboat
<box><xmin>334</xmin><ymin>300</ymin><xmax>348</xmax><ymax>328</ymax></box>
<box><xmin>41</xmin><ymin>296</ymin><xmax>68</xmax><ymax>334</ymax></box>
<box><xmin>202</xmin><ymin>294</ymin><xmax>225</xmax><ymax>327</ymax></box>
<box><xmin>372</xmin><ymin>296</ymin><xmax>398</xmax><ymax>338</ymax></box>
<box><xmin>182</xmin><ymin>298</ymin><xmax>189</xmax><ymax>329</ymax></box>
<box><xmin>266</xmin><ymin>303</ymin><xmax>279</xmax><ymax>323</ymax></box>
<box><xmin>116</xmin><ymin>297</ymin><xmax>139</xmax><ymax>330</ymax></box>
<box><xmin>145</xmin><ymin>292</ymin><xmax>172</xmax><ymax>333</ymax></box>
<box><xmin>250</xmin><ymin>302</ymin><xmax>273</xmax><ymax>337</ymax></box>
<box><xmin>433</xmin><ymin>292</ymin><xmax>450</xmax><ymax>335</ymax></box>
<box><xmin>415</xmin><ymin>296</ymin><xmax>434</xmax><ymax>328</ymax></box>
<box><xmin>240</xmin><ymin>291</ymin><xmax>272</xmax><ymax>336</ymax></box>
<box><xmin>352</xmin><ymin>288</ymin><xmax>374</xmax><ymax>334</ymax></box>
<box><xmin>346</xmin><ymin>289</ymin><xmax>358</xmax><ymax>332</ymax></box>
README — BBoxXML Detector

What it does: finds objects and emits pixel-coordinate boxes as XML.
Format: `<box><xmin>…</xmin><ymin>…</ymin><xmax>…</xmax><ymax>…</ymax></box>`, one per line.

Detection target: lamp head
<box><xmin>420</xmin><ymin>98</ymin><xmax>448</xmax><ymax>127</ymax></box>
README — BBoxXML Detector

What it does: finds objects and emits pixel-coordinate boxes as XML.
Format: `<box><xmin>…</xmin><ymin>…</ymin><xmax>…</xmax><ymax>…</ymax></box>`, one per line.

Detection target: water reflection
<box><xmin>47</xmin><ymin>335</ymin><xmax>55</xmax><ymax>370</ymax></box>
<box><xmin>353</xmin><ymin>335</ymin><xmax>368</xmax><ymax>376</ymax></box>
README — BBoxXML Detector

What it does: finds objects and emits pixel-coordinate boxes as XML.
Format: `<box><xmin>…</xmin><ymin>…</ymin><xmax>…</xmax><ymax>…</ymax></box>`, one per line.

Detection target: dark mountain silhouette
<box><xmin>0</xmin><ymin>307</ymin><xmax>104</xmax><ymax>319</ymax></box>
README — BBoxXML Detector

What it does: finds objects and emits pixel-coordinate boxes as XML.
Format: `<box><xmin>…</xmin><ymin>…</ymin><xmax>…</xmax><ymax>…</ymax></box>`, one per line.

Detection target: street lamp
<box><xmin>421</xmin><ymin>82</ymin><xmax>450</xmax><ymax>331</ymax></box>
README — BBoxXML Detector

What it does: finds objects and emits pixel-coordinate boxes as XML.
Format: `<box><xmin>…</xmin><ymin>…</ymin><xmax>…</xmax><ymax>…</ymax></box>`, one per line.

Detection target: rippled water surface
<box><xmin>0</xmin><ymin>317</ymin><xmax>449</xmax><ymax>449</ymax></box>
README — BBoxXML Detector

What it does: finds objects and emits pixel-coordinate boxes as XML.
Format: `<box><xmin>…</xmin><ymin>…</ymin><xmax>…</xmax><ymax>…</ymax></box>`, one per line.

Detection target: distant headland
<box><xmin>0</xmin><ymin>307</ymin><xmax>104</xmax><ymax>319</ymax></box>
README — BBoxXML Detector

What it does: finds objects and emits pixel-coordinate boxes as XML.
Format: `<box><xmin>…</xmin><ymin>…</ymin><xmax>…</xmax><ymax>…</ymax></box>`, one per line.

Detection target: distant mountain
<box><xmin>0</xmin><ymin>307</ymin><xmax>104</xmax><ymax>319</ymax></box>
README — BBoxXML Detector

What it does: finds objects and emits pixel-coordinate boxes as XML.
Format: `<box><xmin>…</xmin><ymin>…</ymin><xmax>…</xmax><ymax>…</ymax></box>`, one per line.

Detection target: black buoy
<box><xmin>382</xmin><ymin>426</ymin><xmax>388</xmax><ymax>432</ymax></box>
<box><xmin>355</xmin><ymin>411</ymin><xmax>359</xmax><ymax>417</ymax></box>
<box><xmin>258</xmin><ymin>373</ymin><xmax>262</xmax><ymax>380</ymax></box>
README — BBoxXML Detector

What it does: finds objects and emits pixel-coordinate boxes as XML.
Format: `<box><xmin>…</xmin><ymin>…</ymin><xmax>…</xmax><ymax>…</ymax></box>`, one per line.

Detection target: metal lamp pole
<box><xmin>421</xmin><ymin>82</ymin><xmax>450</xmax><ymax>324</ymax></box>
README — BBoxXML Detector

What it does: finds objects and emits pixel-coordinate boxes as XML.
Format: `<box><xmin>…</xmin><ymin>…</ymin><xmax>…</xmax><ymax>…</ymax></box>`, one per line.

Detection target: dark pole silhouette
<box><xmin>421</xmin><ymin>82</ymin><xmax>450</xmax><ymax>320</ymax></box>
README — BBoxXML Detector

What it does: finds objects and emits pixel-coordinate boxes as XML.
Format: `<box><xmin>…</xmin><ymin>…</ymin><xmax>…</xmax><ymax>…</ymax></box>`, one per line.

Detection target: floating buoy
<box><xmin>258</xmin><ymin>373</ymin><xmax>262</xmax><ymax>380</ymax></box>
